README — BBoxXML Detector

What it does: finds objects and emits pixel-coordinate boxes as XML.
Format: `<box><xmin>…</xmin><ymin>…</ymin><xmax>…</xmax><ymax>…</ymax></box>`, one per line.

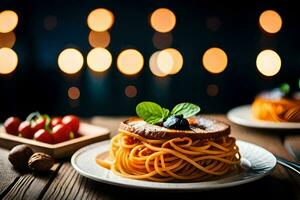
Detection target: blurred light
<box><xmin>117</xmin><ymin>49</ymin><xmax>144</xmax><ymax>75</ymax></box>
<box><xmin>0</xmin><ymin>10</ymin><xmax>18</xmax><ymax>33</ymax></box>
<box><xmin>206</xmin><ymin>16</ymin><xmax>221</xmax><ymax>32</ymax></box>
<box><xmin>87</xmin><ymin>48</ymin><xmax>112</xmax><ymax>72</ymax></box>
<box><xmin>157</xmin><ymin>49</ymin><xmax>173</xmax><ymax>74</ymax></box>
<box><xmin>150</xmin><ymin>8</ymin><xmax>176</xmax><ymax>33</ymax></box>
<box><xmin>58</xmin><ymin>48</ymin><xmax>84</xmax><ymax>74</ymax></box>
<box><xmin>165</xmin><ymin>48</ymin><xmax>183</xmax><ymax>75</ymax></box>
<box><xmin>125</xmin><ymin>85</ymin><xmax>137</xmax><ymax>98</ymax></box>
<box><xmin>202</xmin><ymin>47</ymin><xmax>228</xmax><ymax>74</ymax></box>
<box><xmin>256</xmin><ymin>49</ymin><xmax>281</xmax><ymax>76</ymax></box>
<box><xmin>44</xmin><ymin>15</ymin><xmax>57</xmax><ymax>31</ymax></box>
<box><xmin>0</xmin><ymin>48</ymin><xmax>18</xmax><ymax>74</ymax></box>
<box><xmin>259</xmin><ymin>10</ymin><xmax>282</xmax><ymax>34</ymax></box>
<box><xmin>0</xmin><ymin>32</ymin><xmax>16</xmax><ymax>48</ymax></box>
<box><xmin>152</xmin><ymin>32</ymin><xmax>173</xmax><ymax>49</ymax></box>
<box><xmin>149</xmin><ymin>51</ymin><xmax>168</xmax><ymax>77</ymax></box>
<box><xmin>68</xmin><ymin>86</ymin><xmax>80</xmax><ymax>100</ymax></box>
<box><xmin>88</xmin><ymin>31</ymin><xmax>110</xmax><ymax>48</ymax></box>
<box><xmin>207</xmin><ymin>84</ymin><xmax>219</xmax><ymax>96</ymax></box>
<box><xmin>87</xmin><ymin>8</ymin><xmax>114</xmax><ymax>32</ymax></box>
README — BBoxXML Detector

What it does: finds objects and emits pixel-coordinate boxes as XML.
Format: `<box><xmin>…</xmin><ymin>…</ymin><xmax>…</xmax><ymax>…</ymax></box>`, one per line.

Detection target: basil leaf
<box><xmin>279</xmin><ymin>83</ymin><xmax>290</xmax><ymax>94</ymax></box>
<box><xmin>171</xmin><ymin>103</ymin><xmax>200</xmax><ymax>118</ymax></box>
<box><xmin>162</xmin><ymin>108</ymin><xmax>170</xmax><ymax>119</ymax></box>
<box><xmin>136</xmin><ymin>101</ymin><xmax>164</xmax><ymax>124</ymax></box>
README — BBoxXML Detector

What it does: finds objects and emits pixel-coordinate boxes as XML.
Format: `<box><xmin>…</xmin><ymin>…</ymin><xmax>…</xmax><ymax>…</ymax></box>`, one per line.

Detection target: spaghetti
<box><xmin>97</xmin><ymin>129</ymin><xmax>241</xmax><ymax>182</ymax></box>
<box><xmin>252</xmin><ymin>97</ymin><xmax>300</xmax><ymax>122</ymax></box>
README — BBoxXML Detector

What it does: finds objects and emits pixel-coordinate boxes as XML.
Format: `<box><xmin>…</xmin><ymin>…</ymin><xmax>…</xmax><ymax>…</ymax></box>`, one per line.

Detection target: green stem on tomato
<box><xmin>43</xmin><ymin>114</ymin><xmax>52</xmax><ymax>133</ymax></box>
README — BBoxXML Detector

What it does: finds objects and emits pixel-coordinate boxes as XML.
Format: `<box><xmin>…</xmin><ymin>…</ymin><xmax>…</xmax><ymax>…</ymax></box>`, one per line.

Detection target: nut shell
<box><xmin>8</xmin><ymin>145</ymin><xmax>33</xmax><ymax>169</ymax></box>
<box><xmin>28</xmin><ymin>152</ymin><xmax>54</xmax><ymax>172</ymax></box>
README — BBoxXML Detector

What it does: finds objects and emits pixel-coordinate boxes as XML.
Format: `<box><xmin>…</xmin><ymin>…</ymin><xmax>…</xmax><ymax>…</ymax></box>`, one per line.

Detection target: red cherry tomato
<box><xmin>50</xmin><ymin>117</ymin><xmax>62</xmax><ymax>128</ymax></box>
<box><xmin>31</xmin><ymin>117</ymin><xmax>46</xmax><ymax>133</ymax></box>
<box><xmin>18</xmin><ymin>121</ymin><xmax>33</xmax><ymax>139</ymax></box>
<box><xmin>52</xmin><ymin>124</ymin><xmax>72</xmax><ymax>143</ymax></box>
<box><xmin>4</xmin><ymin>117</ymin><xmax>21</xmax><ymax>135</ymax></box>
<box><xmin>62</xmin><ymin>115</ymin><xmax>80</xmax><ymax>133</ymax></box>
<box><xmin>34</xmin><ymin>129</ymin><xmax>54</xmax><ymax>144</ymax></box>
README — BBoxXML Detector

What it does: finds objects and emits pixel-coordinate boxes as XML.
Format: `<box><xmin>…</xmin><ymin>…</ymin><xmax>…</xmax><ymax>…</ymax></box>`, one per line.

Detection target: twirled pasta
<box><xmin>97</xmin><ymin>129</ymin><xmax>241</xmax><ymax>182</ymax></box>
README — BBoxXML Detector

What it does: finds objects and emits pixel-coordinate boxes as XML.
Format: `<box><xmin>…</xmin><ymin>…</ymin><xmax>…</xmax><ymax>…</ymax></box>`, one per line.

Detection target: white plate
<box><xmin>71</xmin><ymin>139</ymin><xmax>276</xmax><ymax>190</ymax></box>
<box><xmin>227</xmin><ymin>105</ymin><xmax>300</xmax><ymax>129</ymax></box>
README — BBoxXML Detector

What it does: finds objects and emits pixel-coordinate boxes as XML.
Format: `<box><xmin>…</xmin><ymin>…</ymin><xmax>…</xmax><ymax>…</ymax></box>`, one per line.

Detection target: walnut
<box><xmin>28</xmin><ymin>152</ymin><xmax>54</xmax><ymax>172</ymax></box>
<box><xmin>8</xmin><ymin>145</ymin><xmax>33</xmax><ymax>170</ymax></box>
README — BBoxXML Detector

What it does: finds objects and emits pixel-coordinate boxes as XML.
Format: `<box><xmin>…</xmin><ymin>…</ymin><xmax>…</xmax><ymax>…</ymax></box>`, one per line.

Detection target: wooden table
<box><xmin>0</xmin><ymin>116</ymin><xmax>299</xmax><ymax>200</ymax></box>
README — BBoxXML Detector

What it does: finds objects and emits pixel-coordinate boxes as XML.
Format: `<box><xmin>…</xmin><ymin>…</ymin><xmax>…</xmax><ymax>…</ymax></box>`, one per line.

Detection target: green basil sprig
<box><xmin>136</xmin><ymin>101</ymin><xmax>200</xmax><ymax>124</ymax></box>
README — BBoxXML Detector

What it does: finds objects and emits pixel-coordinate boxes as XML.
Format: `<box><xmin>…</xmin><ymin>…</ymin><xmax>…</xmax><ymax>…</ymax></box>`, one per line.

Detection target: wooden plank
<box><xmin>284</xmin><ymin>135</ymin><xmax>300</xmax><ymax>161</ymax></box>
<box><xmin>2</xmin><ymin>163</ymin><xmax>61</xmax><ymax>200</ymax></box>
<box><xmin>0</xmin><ymin>148</ymin><xmax>20</xmax><ymax>196</ymax></box>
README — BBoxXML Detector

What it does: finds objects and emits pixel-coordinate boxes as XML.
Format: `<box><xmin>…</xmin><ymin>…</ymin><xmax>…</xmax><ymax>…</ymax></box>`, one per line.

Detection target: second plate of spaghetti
<box><xmin>71</xmin><ymin>139</ymin><xmax>276</xmax><ymax>190</ymax></box>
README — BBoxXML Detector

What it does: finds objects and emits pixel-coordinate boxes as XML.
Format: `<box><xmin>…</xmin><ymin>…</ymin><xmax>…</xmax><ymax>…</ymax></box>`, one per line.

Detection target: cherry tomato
<box><xmin>52</xmin><ymin>124</ymin><xmax>72</xmax><ymax>143</ymax></box>
<box><xmin>4</xmin><ymin>117</ymin><xmax>21</xmax><ymax>135</ymax></box>
<box><xmin>62</xmin><ymin>115</ymin><xmax>80</xmax><ymax>133</ymax></box>
<box><xmin>18</xmin><ymin>121</ymin><xmax>33</xmax><ymax>139</ymax></box>
<box><xmin>34</xmin><ymin>129</ymin><xmax>54</xmax><ymax>144</ymax></box>
<box><xmin>31</xmin><ymin>117</ymin><xmax>46</xmax><ymax>133</ymax></box>
<box><xmin>50</xmin><ymin>117</ymin><xmax>62</xmax><ymax>128</ymax></box>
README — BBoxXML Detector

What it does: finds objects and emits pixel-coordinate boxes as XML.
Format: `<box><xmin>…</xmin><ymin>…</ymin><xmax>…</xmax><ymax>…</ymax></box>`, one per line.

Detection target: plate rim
<box><xmin>71</xmin><ymin>139</ymin><xmax>276</xmax><ymax>190</ymax></box>
<box><xmin>227</xmin><ymin>105</ymin><xmax>300</xmax><ymax>129</ymax></box>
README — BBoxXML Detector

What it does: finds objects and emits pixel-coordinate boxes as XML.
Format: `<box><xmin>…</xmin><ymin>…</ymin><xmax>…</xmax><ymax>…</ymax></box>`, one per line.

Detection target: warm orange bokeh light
<box><xmin>87</xmin><ymin>8</ymin><xmax>114</xmax><ymax>32</ymax></box>
<box><xmin>68</xmin><ymin>86</ymin><xmax>80</xmax><ymax>100</ymax></box>
<box><xmin>58</xmin><ymin>48</ymin><xmax>84</xmax><ymax>74</ymax></box>
<box><xmin>0</xmin><ymin>32</ymin><xmax>16</xmax><ymax>48</ymax></box>
<box><xmin>0</xmin><ymin>48</ymin><xmax>18</xmax><ymax>74</ymax></box>
<box><xmin>149</xmin><ymin>51</ymin><xmax>168</xmax><ymax>77</ymax></box>
<box><xmin>0</xmin><ymin>10</ymin><xmax>18</xmax><ymax>33</ymax></box>
<box><xmin>87</xmin><ymin>48</ymin><xmax>112</xmax><ymax>72</ymax></box>
<box><xmin>88</xmin><ymin>31</ymin><xmax>110</xmax><ymax>48</ymax></box>
<box><xmin>117</xmin><ymin>49</ymin><xmax>144</xmax><ymax>75</ymax></box>
<box><xmin>259</xmin><ymin>10</ymin><xmax>282</xmax><ymax>34</ymax></box>
<box><xmin>164</xmin><ymin>48</ymin><xmax>183</xmax><ymax>75</ymax></box>
<box><xmin>202</xmin><ymin>47</ymin><xmax>228</xmax><ymax>74</ymax></box>
<box><xmin>150</xmin><ymin>8</ymin><xmax>176</xmax><ymax>33</ymax></box>
<box><xmin>256</xmin><ymin>49</ymin><xmax>281</xmax><ymax>76</ymax></box>
<box><xmin>125</xmin><ymin>85</ymin><xmax>137</xmax><ymax>98</ymax></box>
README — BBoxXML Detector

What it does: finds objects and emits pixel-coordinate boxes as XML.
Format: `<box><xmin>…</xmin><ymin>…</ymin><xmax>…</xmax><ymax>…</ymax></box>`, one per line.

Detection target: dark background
<box><xmin>1</xmin><ymin>0</ymin><xmax>299</xmax><ymax>120</ymax></box>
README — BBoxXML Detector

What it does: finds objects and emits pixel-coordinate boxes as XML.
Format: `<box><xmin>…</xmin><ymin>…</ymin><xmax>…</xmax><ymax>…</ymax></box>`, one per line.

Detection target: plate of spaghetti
<box><xmin>228</xmin><ymin>85</ymin><xmax>300</xmax><ymax>129</ymax></box>
<box><xmin>72</xmin><ymin>102</ymin><xmax>276</xmax><ymax>190</ymax></box>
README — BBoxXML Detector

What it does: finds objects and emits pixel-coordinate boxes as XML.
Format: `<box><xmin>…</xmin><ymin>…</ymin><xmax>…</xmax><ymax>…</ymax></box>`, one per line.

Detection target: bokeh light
<box><xmin>256</xmin><ymin>49</ymin><xmax>281</xmax><ymax>76</ymax></box>
<box><xmin>202</xmin><ymin>47</ymin><xmax>228</xmax><ymax>74</ymax></box>
<box><xmin>157</xmin><ymin>49</ymin><xmax>173</xmax><ymax>74</ymax></box>
<box><xmin>68</xmin><ymin>86</ymin><xmax>80</xmax><ymax>100</ymax></box>
<box><xmin>152</xmin><ymin>32</ymin><xmax>173</xmax><ymax>49</ymax></box>
<box><xmin>207</xmin><ymin>84</ymin><xmax>219</xmax><ymax>96</ymax></box>
<box><xmin>87</xmin><ymin>48</ymin><xmax>112</xmax><ymax>72</ymax></box>
<box><xmin>259</xmin><ymin>10</ymin><xmax>282</xmax><ymax>34</ymax></box>
<box><xmin>87</xmin><ymin>8</ymin><xmax>114</xmax><ymax>32</ymax></box>
<box><xmin>165</xmin><ymin>48</ymin><xmax>183</xmax><ymax>75</ymax></box>
<box><xmin>0</xmin><ymin>48</ymin><xmax>18</xmax><ymax>74</ymax></box>
<box><xmin>44</xmin><ymin>15</ymin><xmax>57</xmax><ymax>31</ymax></box>
<box><xmin>117</xmin><ymin>49</ymin><xmax>144</xmax><ymax>75</ymax></box>
<box><xmin>0</xmin><ymin>10</ymin><xmax>18</xmax><ymax>33</ymax></box>
<box><xmin>0</xmin><ymin>32</ymin><xmax>16</xmax><ymax>48</ymax></box>
<box><xmin>58</xmin><ymin>48</ymin><xmax>84</xmax><ymax>74</ymax></box>
<box><xmin>125</xmin><ymin>85</ymin><xmax>137</xmax><ymax>98</ymax></box>
<box><xmin>88</xmin><ymin>31</ymin><xmax>110</xmax><ymax>48</ymax></box>
<box><xmin>149</xmin><ymin>51</ymin><xmax>168</xmax><ymax>77</ymax></box>
<box><xmin>206</xmin><ymin>16</ymin><xmax>221</xmax><ymax>32</ymax></box>
<box><xmin>150</xmin><ymin>8</ymin><xmax>176</xmax><ymax>33</ymax></box>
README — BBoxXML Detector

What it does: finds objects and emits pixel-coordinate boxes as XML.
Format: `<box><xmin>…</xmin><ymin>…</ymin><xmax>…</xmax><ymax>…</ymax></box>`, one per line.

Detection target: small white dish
<box><xmin>227</xmin><ymin>105</ymin><xmax>300</xmax><ymax>129</ymax></box>
<box><xmin>71</xmin><ymin>139</ymin><xmax>276</xmax><ymax>191</ymax></box>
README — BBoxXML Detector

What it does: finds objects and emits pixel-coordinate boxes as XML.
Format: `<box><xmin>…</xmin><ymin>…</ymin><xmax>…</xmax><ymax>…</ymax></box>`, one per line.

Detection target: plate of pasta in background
<box><xmin>72</xmin><ymin>102</ymin><xmax>277</xmax><ymax>190</ymax></box>
<box><xmin>227</xmin><ymin>83</ymin><xmax>300</xmax><ymax>130</ymax></box>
